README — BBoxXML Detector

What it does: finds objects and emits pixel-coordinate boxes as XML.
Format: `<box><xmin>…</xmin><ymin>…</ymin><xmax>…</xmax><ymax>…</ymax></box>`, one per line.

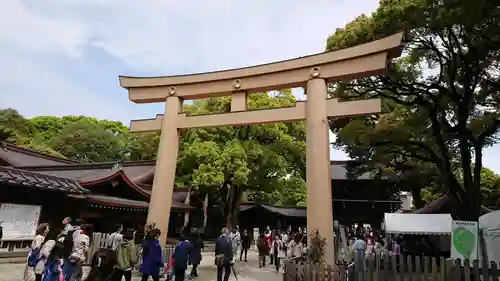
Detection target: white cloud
<box><xmin>0</xmin><ymin>50</ymin><xmax>131</xmax><ymax>123</ymax></box>
<box><xmin>0</xmin><ymin>0</ymin><xmax>89</xmax><ymax>58</ymax></box>
<box><xmin>1</xmin><ymin>0</ymin><xmax>379</xmax><ymax>72</ymax></box>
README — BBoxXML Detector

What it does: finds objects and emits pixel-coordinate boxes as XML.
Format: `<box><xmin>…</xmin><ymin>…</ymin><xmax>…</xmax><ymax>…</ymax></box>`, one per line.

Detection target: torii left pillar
<box><xmin>306</xmin><ymin>78</ymin><xmax>335</xmax><ymax>265</ymax></box>
<box><xmin>147</xmin><ymin>96</ymin><xmax>183</xmax><ymax>244</ymax></box>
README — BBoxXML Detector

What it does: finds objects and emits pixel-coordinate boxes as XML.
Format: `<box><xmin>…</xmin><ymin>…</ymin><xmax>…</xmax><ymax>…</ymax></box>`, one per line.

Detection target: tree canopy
<box><xmin>326</xmin><ymin>0</ymin><xmax>500</xmax><ymax>218</ymax></box>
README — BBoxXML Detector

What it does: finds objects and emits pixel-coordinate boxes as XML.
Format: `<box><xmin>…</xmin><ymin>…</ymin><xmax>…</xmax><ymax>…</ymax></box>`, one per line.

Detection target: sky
<box><xmin>2</xmin><ymin>0</ymin><xmax>500</xmax><ymax>172</ymax></box>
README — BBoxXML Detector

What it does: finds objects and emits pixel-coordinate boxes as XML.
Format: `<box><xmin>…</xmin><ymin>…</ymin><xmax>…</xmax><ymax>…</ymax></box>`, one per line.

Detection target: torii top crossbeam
<box><xmin>119</xmin><ymin>33</ymin><xmax>403</xmax><ymax>103</ymax></box>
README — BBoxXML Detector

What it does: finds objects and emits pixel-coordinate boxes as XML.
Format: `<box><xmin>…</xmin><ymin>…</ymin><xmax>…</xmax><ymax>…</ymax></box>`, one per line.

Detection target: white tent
<box><xmin>479</xmin><ymin>210</ymin><xmax>500</xmax><ymax>263</ymax></box>
<box><xmin>384</xmin><ymin>213</ymin><xmax>452</xmax><ymax>235</ymax></box>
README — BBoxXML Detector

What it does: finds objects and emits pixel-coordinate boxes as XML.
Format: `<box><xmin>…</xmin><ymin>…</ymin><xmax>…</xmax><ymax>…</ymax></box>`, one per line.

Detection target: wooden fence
<box><xmin>283</xmin><ymin>254</ymin><xmax>500</xmax><ymax>281</ymax></box>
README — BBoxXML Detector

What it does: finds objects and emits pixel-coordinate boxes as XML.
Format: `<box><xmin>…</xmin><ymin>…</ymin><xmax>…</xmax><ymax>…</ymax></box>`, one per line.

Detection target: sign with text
<box><xmin>451</xmin><ymin>220</ymin><xmax>478</xmax><ymax>262</ymax></box>
<box><xmin>0</xmin><ymin>204</ymin><xmax>41</xmax><ymax>240</ymax></box>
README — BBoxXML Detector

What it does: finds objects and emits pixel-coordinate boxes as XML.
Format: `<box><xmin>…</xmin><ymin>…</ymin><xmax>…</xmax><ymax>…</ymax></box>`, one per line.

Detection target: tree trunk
<box><xmin>224</xmin><ymin>183</ymin><xmax>242</xmax><ymax>230</ymax></box>
<box><xmin>410</xmin><ymin>184</ymin><xmax>425</xmax><ymax>209</ymax></box>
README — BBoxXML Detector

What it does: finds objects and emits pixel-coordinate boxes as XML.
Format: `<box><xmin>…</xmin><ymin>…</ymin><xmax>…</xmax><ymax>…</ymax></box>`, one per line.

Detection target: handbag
<box><xmin>215</xmin><ymin>254</ymin><xmax>224</xmax><ymax>267</ymax></box>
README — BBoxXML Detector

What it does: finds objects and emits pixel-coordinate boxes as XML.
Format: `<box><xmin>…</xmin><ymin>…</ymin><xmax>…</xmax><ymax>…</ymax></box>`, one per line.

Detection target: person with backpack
<box><xmin>42</xmin><ymin>241</ymin><xmax>65</xmax><ymax>281</ymax></box>
<box><xmin>106</xmin><ymin>223</ymin><xmax>124</xmax><ymax>251</ymax></box>
<box><xmin>113</xmin><ymin>229</ymin><xmax>138</xmax><ymax>281</ymax></box>
<box><xmin>61</xmin><ymin>219</ymin><xmax>85</xmax><ymax>280</ymax></box>
<box><xmin>33</xmin><ymin>231</ymin><xmax>63</xmax><ymax>281</ymax></box>
<box><xmin>24</xmin><ymin>223</ymin><xmax>50</xmax><ymax>281</ymax></box>
<box><xmin>65</xmin><ymin>224</ymin><xmax>92</xmax><ymax>281</ymax></box>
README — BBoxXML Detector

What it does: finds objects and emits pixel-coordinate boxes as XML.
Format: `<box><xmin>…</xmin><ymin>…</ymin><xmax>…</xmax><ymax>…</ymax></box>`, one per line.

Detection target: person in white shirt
<box><xmin>270</xmin><ymin>236</ymin><xmax>286</xmax><ymax>272</ymax></box>
<box><xmin>66</xmin><ymin>224</ymin><xmax>92</xmax><ymax>281</ymax></box>
<box><xmin>229</xmin><ymin>229</ymin><xmax>241</xmax><ymax>258</ymax></box>
<box><xmin>61</xmin><ymin>217</ymin><xmax>72</xmax><ymax>235</ymax></box>
<box><xmin>287</xmin><ymin>234</ymin><xmax>304</xmax><ymax>258</ymax></box>
<box><xmin>353</xmin><ymin>236</ymin><xmax>367</xmax><ymax>252</ymax></box>
<box><xmin>281</xmin><ymin>232</ymin><xmax>289</xmax><ymax>257</ymax></box>
<box><xmin>105</xmin><ymin>224</ymin><xmax>124</xmax><ymax>251</ymax></box>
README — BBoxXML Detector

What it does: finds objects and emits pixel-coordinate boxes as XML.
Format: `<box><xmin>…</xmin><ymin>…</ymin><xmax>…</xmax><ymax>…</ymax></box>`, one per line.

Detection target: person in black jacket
<box><xmin>240</xmin><ymin>230</ymin><xmax>251</xmax><ymax>262</ymax></box>
<box><xmin>215</xmin><ymin>228</ymin><xmax>233</xmax><ymax>281</ymax></box>
<box><xmin>189</xmin><ymin>232</ymin><xmax>204</xmax><ymax>278</ymax></box>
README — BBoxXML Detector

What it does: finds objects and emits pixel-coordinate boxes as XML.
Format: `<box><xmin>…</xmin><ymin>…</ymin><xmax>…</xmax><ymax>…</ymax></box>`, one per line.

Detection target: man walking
<box><xmin>240</xmin><ymin>230</ymin><xmax>251</xmax><ymax>262</ymax></box>
<box><xmin>215</xmin><ymin>228</ymin><xmax>233</xmax><ymax>281</ymax></box>
<box><xmin>106</xmin><ymin>223</ymin><xmax>124</xmax><ymax>251</ymax></box>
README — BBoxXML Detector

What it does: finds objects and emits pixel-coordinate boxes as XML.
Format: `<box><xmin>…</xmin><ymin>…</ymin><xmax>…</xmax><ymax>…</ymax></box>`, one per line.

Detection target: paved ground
<box><xmin>0</xmin><ymin>251</ymin><xmax>282</xmax><ymax>281</ymax></box>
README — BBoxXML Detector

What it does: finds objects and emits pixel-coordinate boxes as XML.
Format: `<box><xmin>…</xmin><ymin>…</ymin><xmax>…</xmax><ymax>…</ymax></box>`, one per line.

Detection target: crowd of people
<box><xmin>22</xmin><ymin>219</ymin><xmax>310</xmax><ymax>281</ymax></box>
<box><xmin>23</xmin><ymin>217</ymin><xmax>93</xmax><ymax>281</ymax></box>
<box><xmin>213</xmin><ymin>225</ymin><xmax>306</xmax><ymax>281</ymax></box>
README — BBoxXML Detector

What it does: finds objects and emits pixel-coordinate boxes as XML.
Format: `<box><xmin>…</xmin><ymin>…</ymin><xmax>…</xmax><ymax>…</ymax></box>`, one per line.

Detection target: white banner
<box><xmin>451</xmin><ymin>220</ymin><xmax>478</xmax><ymax>262</ymax></box>
<box><xmin>0</xmin><ymin>204</ymin><xmax>41</xmax><ymax>240</ymax></box>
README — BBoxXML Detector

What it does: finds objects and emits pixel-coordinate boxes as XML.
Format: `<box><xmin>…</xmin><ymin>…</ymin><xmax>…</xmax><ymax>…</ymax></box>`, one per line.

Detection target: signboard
<box><xmin>451</xmin><ymin>220</ymin><xmax>478</xmax><ymax>261</ymax></box>
<box><xmin>0</xmin><ymin>204</ymin><xmax>41</xmax><ymax>240</ymax></box>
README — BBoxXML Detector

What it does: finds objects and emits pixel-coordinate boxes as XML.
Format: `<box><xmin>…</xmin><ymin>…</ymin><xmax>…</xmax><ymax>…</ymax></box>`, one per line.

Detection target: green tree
<box><xmin>176</xmin><ymin>91</ymin><xmax>306</xmax><ymax>227</ymax></box>
<box><xmin>327</xmin><ymin>0</ymin><xmax>500</xmax><ymax>220</ymax></box>
<box><xmin>422</xmin><ymin>167</ymin><xmax>500</xmax><ymax>209</ymax></box>
<box><xmin>49</xmin><ymin>121</ymin><xmax>127</xmax><ymax>163</ymax></box>
<box><xmin>0</xmin><ymin>109</ymin><xmax>65</xmax><ymax>158</ymax></box>
<box><xmin>126</xmin><ymin>133</ymin><xmax>160</xmax><ymax>161</ymax></box>
<box><xmin>0</xmin><ymin>109</ymin><xmax>37</xmax><ymax>142</ymax></box>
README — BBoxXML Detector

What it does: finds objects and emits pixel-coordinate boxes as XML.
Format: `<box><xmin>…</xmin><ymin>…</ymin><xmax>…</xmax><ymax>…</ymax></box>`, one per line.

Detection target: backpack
<box><xmin>42</xmin><ymin>259</ymin><xmax>64</xmax><ymax>281</ymax></box>
<box><xmin>27</xmin><ymin>246</ymin><xmax>42</xmax><ymax>267</ymax></box>
<box><xmin>62</xmin><ymin>229</ymin><xmax>76</xmax><ymax>258</ymax></box>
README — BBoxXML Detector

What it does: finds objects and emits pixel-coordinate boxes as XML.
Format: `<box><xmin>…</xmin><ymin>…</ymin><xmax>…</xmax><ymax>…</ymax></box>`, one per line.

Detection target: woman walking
<box><xmin>139</xmin><ymin>228</ymin><xmax>163</xmax><ymax>281</ymax></box>
<box><xmin>24</xmin><ymin>223</ymin><xmax>50</xmax><ymax>281</ymax></box>
<box><xmin>189</xmin><ymin>232</ymin><xmax>204</xmax><ymax>279</ymax></box>
<box><xmin>270</xmin><ymin>235</ymin><xmax>286</xmax><ymax>272</ymax></box>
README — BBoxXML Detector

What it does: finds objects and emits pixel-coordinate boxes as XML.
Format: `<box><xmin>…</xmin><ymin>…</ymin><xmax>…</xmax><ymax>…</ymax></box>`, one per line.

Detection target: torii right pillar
<box><xmin>305</xmin><ymin>77</ymin><xmax>335</xmax><ymax>265</ymax></box>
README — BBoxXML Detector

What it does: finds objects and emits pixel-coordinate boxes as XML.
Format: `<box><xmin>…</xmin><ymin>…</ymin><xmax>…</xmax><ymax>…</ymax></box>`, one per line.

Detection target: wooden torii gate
<box><xmin>119</xmin><ymin>33</ymin><xmax>403</xmax><ymax>265</ymax></box>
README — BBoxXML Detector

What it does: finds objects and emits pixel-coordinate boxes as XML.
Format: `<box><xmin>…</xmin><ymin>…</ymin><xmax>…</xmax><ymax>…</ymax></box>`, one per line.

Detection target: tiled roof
<box><xmin>0</xmin><ymin>142</ymin><xmax>77</xmax><ymax>166</ymax></box>
<box><xmin>16</xmin><ymin>161</ymin><xmax>155</xmax><ymax>197</ymax></box>
<box><xmin>0</xmin><ymin>166</ymin><xmax>87</xmax><ymax>193</ymax></box>
<box><xmin>77</xmin><ymin>194</ymin><xmax>194</xmax><ymax>210</ymax></box>
<box><xmin>16</xmin><ymin>162</ymin><xmax>192</xmax><ymax>202</ymax></box>
<box><xmin>16</xmin><ymin>161</ymin><xmax>155</xmax><ymax>182</ymax></box>
<box><xmin>239</xmin><ymin>203</ymin><xmax>306</xmax><ymax>217</ymax></box>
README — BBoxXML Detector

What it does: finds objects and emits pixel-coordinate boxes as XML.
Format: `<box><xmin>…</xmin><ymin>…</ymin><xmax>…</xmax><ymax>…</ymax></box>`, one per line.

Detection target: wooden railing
<box><xmin>283</xmin><ymin>254</ymin><xmax>500</xmax><ymax>281</ymax></box>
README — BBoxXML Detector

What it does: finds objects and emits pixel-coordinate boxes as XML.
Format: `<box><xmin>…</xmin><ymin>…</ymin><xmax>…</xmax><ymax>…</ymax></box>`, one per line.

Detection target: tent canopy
<box><xmin>384</xmin><ymin>213</ymin><xmax>452</xmax><ymax>235</ymax></box>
